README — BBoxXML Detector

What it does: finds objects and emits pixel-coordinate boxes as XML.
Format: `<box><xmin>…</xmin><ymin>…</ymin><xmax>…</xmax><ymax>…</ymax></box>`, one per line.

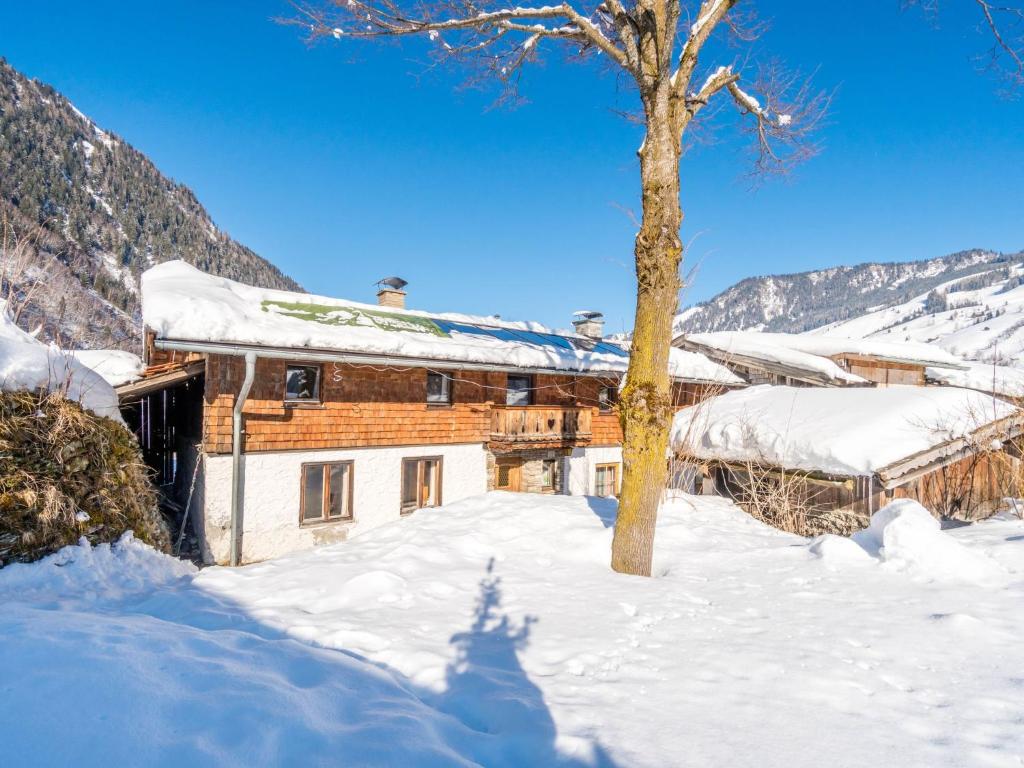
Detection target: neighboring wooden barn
<box><xmin>675</xmin><ymin>331</ymin><xmax>967</xmax><ymax>388</ymax></box>
<box><xmin>672</xmin><ymin>385</ymin><xmax>1024</xmax><ymax>535</ymax></box>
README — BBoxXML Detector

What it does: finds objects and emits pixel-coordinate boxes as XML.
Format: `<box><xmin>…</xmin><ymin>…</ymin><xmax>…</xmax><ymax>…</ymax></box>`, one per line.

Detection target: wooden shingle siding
<box><xmin>199</xmin><ymin>353</ymin><xmax>727</xmax><ymax>455</ymax></box>
<box><xmin>202</xmin><ymin>355</ymin><xmax>625</xmax><ymax>454</ymax></box>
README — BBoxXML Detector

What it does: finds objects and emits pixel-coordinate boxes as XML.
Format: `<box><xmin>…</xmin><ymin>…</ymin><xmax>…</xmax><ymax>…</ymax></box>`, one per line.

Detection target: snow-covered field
<box><xmin>3</xmin><ymin>492</ymin><xmax>1023</xmax><ymax>767</ymax></box>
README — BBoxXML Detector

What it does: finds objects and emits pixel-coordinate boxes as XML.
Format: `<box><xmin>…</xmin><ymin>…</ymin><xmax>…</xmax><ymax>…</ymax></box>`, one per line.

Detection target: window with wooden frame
<box><xmin>285</xmin><ymin>364</ymin><xmax>322</xmax><ymax>403</ymax></box>
<box><xmin>426</xmin><ymin>371</ymin><xmax>452</xmax><ymax>405</ymax></box>
<box><xmin>506</xmin><ymin>374</ymin><xmax>532</xmax><ymax>406</ymax></box>
<box><xmin>401</xmin><ymin>457</ymin><xmax>442</xmax><ymax>515</ymax></box>
<box><xmin>300</xmin><ymin>461</ymin><xmax>353</xmax><ymax>524</ymax></box>
<box><xmin>594</xmin><ymin>462</ymin><xmax>619</xmax><ymax>498</ymax></box>
<box><xmin>598</xmin><ymin>385</ymin><xmax>619</xmax><ymax>412</ymax></box>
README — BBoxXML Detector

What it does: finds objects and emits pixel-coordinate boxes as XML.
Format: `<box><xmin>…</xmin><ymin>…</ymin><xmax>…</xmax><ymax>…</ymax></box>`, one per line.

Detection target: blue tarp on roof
<box><xmin>433</xmin><ymin>320</ymin><xmax>628</xmax><ymax>358</ymax></box>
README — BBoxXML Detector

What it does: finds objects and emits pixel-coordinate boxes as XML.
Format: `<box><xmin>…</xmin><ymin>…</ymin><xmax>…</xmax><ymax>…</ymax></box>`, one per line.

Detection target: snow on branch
<box><xmin>723</xmin><ymin>61</ymin><xmax>830</xmax><ymax>178</ymax></box>
<box><xmin>289</xmin><ymin>0</ymin><xmax>632</xmax><ymax>101</ymax></box>
<box><xmin>671</xmin><ymin>0</ymin><xmax>739</xmax><ymax>98</ymax></box>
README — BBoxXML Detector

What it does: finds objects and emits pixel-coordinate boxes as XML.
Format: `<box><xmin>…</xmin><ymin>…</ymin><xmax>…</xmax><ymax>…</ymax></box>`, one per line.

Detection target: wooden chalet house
<box><xmin>122</xmin><ymin>262</ymin><xmax>743</xmax><ymax>565</ymax></box>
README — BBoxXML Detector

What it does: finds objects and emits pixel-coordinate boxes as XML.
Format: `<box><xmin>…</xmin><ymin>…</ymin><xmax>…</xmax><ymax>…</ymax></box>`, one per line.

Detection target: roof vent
<box><xmin>572</xmin><ymin>310</ymin><xmax>605</xmax><ymax>339</ymax></box>
<box><xmin>376</xmin><ymin>276</ymin><xmax>407</xmax><ymax>309</ymax></box>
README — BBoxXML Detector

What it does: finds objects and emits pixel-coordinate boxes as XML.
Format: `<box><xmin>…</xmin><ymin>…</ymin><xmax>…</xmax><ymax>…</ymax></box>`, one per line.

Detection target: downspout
<box><xmin>230</xmin><ymin>352</ymin><xmax>257</xmax><ymax>567</ymax></box>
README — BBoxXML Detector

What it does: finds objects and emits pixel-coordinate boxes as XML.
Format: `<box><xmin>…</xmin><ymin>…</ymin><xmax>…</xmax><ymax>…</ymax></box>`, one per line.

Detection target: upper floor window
<box><xmin>506</xmin><ymin>374</ymin><xmax>532</xmax><ymax>406</ymax></box>
<box><xmin>286</xmin><ymin>364</ymin><xmax>321</xmax><ymax>402</ymax></box>
<box><xmin>426</xmin><ymin>371</ymin><xmax>451</xmax><ymax>404</ymax></box>
<box><xmin>598</xmin><ymin>385</ymin><xmax>619</xmax><ymax>412</ymax></box>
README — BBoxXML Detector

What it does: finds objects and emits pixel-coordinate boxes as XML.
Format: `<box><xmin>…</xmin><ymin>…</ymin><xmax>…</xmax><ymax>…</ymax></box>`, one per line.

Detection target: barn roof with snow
<box><xmin>671</xmin><ymin>384</ymin><xmax>1023</xmax><ymax>484</ymax></box>
<box><xmin>676</xmin><ymin>330</ymin><xmax>967</xmax><ymax>387</ymax></box>
<box><xmin>142</xmin><ymin>261</ymin><xmax>741</xmax><ymax>384</ymax></box>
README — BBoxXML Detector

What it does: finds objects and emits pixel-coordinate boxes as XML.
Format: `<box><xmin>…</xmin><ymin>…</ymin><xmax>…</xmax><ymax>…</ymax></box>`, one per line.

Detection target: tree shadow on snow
<box><xmin>115</xmin><ymin>558</ymin><xmax>618</xmax><ymax>766</ymax></box>
<box><xmin>585</xmin><ymin>495</ymin><xmax>619</xmax><ymax>529</ymax></box>
<box><xmin>437</xmin><ymin>558</ymin><xmax>619</xmax><ymax>767</ymax></box>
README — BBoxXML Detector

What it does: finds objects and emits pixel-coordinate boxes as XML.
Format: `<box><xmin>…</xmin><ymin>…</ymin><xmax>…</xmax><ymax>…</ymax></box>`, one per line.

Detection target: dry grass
<box><xmin>0</xmin><ymin>390</ymin><xmax>170</xmax><ymax>565</ymax></box>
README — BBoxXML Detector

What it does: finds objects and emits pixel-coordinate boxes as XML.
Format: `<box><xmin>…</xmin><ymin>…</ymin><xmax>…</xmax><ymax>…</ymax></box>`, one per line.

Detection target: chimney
<box><xmin>572</xmin><ymin>310</ymin><xmax>605</xmax><ymax>339</ymax></box>
<box><xmin>376</xmin><ymin>276</ymin><xmax>408</xmax><ymax>309</ymax></box>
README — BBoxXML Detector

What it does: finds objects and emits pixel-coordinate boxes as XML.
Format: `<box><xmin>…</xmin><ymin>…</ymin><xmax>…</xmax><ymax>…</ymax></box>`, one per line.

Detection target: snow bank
<box><xmin>0</xmin><ymin>303</ymin><xmax>123</xmax><ymax>421</ymax></box>
<box><xmin>851</xmin><ymin>500</ymin><xmax>1007</xmax><ymax>585</ymax></box>
<box><xmin>143</xmin><ymin>261</ymin><xmax>632</xmax><ymax>374</ymax></box>
<box><xmin>70</xmin><ymin>349</ymin><xmax>144</xmax><ymax>387</ymax></box>
<box><xmin>671</xmin><ymin>384</ymin><xmax>1019</xmax><ymax>476</ymax></box>
<box><xmin>0</xmin><ymin>532</ymin><xmax>194</xmax><ymax>603</ymax></box>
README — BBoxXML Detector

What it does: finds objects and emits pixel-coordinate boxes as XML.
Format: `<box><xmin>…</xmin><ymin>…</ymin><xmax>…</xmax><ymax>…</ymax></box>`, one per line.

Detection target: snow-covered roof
<box><xmin>671</xmin><ymin>384</ymin><xmax>1019</xmax><ymax>477</ymax></box>
<box><xmin>143</xmin><ymin>261</ymin><xmax>737</xmax><ymax>383</ymax></box>
<box><xmin>926</xmin><ymin>361</ymin><xmax>1024</xmax><ymax>399</ymax></box>
<box><xmin>679</xmin><ymin>332</ymin><xmax>868</xmax><ymax>385</ymax></box>
<box><xmin>668</xmin><ymin>347</ymin><xmax>745</xmax><ymax>386</ymax></box>
<box><xmin>679</xmin><ymin>331</ymin><xmax>966</xmax><ymax>384</ymax></box>
<box><xmin>70</xmin><ymin>350</ymin><xmax>144</xmax><ymax>387</ymax></box>
<box><xmin>0</xmin><ymin>303</ymin><xmax>123</xmax><ymax>422</ymax></box>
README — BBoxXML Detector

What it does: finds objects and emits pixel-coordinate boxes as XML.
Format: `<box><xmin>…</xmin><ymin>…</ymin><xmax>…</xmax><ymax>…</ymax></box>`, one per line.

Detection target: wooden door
<box><xmin>495</xmin><ymin>458</ymin><xmax>523</xmax><ymax>492</ymax></box>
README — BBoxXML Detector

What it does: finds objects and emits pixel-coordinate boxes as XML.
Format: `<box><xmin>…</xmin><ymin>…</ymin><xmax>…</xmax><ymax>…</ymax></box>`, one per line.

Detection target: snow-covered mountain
<box><xmin>677</xmin><ymin>249</ymin><xmax>1019</xmax><ymax>336</ymax></box>
<box><xmin>0</xmin><ymin>58</ymin><xmax>300</xmax><ymax>349</ymax></box>
<box><xmin>810</xmin><ymin>260</ymin><xmax>1024</xmax><ymax>364</ymax></box>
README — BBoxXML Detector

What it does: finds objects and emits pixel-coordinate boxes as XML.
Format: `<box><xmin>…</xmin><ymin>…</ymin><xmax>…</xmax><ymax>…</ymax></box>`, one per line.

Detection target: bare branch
<box><xmin>723</xmin><ymin>62</ymin><xmax>831</xmax><ymax>178</ymax></box>
<box><xmin>905</xmin><ymin>0</ymin><xmax>1024</xmax><ymax>92</ymax></box>
<box><xmin>677</xmin><ymin>63</ymin><xmax>739</xmax><ymax>133</ymax></box>
<box><xmin>974</xmin><ymin>0</ymin><xmax>1024</xmax><ymax>90</ymax></box>
<box><xmin>292</xmin><ymin>0</ymin><xmax>631</xmax><ymax>71</ymax></box>
<box><xmin>669</xmin><ymin>0</ymin><xmax>739</xmax><ymax>100</ymax></box>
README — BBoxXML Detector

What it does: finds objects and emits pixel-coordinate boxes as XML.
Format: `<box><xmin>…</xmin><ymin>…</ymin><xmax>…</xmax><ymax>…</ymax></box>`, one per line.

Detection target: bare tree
<box><xmin>288</xmin><ymin>0</ymin><xmax>825</xmax><ymax>575</ymax></box>
<box><xmin>0</xmin><ymin>215</ymin><xmax>51</xmax><ymax>329</ymax></box>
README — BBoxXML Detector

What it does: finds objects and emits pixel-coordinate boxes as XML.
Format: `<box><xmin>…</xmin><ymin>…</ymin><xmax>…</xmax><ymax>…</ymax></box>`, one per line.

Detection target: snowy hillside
<box><xmin>2</xmin><ymin>492</ymin><xmax>1023</xmax><ymax>767</ymax></box>
<box><xmin>677</xmin><ymin>249</ymin><xmax>1019</xmax><ymax>335</ymax></box>
<box><xmin>811</xmin><ymin>260</ymin><xmax>1024</xmax><ymax>364</ymax></box>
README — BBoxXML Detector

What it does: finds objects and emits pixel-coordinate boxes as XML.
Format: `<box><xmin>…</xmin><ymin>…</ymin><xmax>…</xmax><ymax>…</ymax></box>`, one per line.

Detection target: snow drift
<box><xmin>3</xmin><ymin>491</ymin><xmax>1023</xmax><ymax>767</ymax></box>
<box><xmin>0</xmin><ymin>301</ymin><xmax>122</xmax><ymax>421</ymax></box>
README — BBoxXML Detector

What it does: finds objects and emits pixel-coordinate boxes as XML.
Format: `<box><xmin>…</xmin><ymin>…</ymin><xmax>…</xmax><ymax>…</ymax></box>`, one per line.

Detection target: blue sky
<box><xmin>2</xmin><ymin>1</ymin><xmax>1022</xmax><ymax>331</ymax></box>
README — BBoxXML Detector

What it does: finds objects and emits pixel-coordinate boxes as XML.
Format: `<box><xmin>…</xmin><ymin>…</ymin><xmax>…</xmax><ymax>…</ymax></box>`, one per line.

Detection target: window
<box><xmin>506</xmin><ymin>374</ymin><xmax>532</xmax><ymax>406</ymax></box>
<box><xmin>595</xmin><ymin>463</ymin><xmax>619</xmax><ymax>497</ymax></box>
<box><xmin>300</xmin><ymin>462</ymin><xmax>353</xmax><ymax>524</ymax></box>
<box><xmin>426</xmin><ymin>372</ymin><xmax>451</xmax><ymax>404</ymax></box>
<box><xmin>286</xmin><ymin>364</ymin><xmax>321</xmax><ymax>402</ymax></box>
<box><xmin>598</xmin><ymin>386</ymin><xmax>619</xmax><ymax>412</ymax></box>
<box><xmin>401</xmin><ymin>457</ymin><xmax>442</xmax><ymax>515</ymax></box>
<box><xmin>541</xmin><ymin>459</ymin><xmax>557</xmax><ymax>491</ymax></box>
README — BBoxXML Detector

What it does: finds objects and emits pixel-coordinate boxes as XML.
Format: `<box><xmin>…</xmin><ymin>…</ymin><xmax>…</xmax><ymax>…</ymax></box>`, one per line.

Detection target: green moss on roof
<box><xmin>261</xmin><ymin>300</ymin><xmax>446</xmax><ymax>336</ymax></box>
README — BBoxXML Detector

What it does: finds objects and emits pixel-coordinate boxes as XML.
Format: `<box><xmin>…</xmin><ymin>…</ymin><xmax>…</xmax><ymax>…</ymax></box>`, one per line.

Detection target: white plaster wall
<box><xmin>201</xmin><ymin>443</ymin><xmax>487</xmax><ymax>565</ymax></box>
<box><xmin>564</xmin><ymin>446</ymin><xmax>623</xmax><ymax>496</ymax></box>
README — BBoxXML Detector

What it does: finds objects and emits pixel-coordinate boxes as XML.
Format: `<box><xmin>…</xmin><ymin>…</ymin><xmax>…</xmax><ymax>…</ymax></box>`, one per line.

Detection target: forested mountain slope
<box><xmin>0</xmin><ymin>57</ymin><xmax>300</xmax><ymax>349</ymax></box>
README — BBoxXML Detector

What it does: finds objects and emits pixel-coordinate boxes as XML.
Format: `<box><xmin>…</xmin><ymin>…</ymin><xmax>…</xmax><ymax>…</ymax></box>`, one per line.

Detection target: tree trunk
<box><xmin>610</xmin><ymin>86</ymin><xmax>683</xmax><ymax>576</ymax></box>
